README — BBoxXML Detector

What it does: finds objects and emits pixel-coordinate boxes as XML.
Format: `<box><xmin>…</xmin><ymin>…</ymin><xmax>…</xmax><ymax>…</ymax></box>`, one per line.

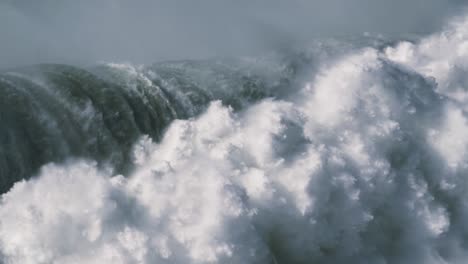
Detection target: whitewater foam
<box><xmin>3</xmin><ymin>14</ymin><xmax>468</xmax><ymax>264</ymax></box>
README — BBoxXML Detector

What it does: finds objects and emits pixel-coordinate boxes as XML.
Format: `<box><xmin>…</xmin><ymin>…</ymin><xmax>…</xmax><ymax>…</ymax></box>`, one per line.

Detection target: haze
<box><xmin>0</xmin><ymin>0</ymin><xmax>465</xmax><ymax>68</ymax></box>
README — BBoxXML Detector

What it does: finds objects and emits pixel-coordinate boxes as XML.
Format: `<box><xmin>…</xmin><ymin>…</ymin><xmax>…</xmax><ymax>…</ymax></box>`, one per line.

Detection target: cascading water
<box><xmin>2</xmin><ymin>5</ymin><xmax>468</xmax><ymax>264</ymax></box>
<box><xmin>0</xmin><ymin>57</ymin><xmax>297</xmax><ymax>193</ymax></box>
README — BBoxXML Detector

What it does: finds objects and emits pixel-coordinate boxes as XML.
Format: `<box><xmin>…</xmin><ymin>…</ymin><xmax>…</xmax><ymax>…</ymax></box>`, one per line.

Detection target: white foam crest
<box><xmin>385</xmin><ymin>14</ymin><xmax>468</xmax><ymax>171</ymax></box>
<box><xmin>5</xmin><ymin>16</ymin><xmax>468</xmax><ymax>263</ymax></box>
<box><xmin>105</xmin><ymin>63</ymin><xmax>153</xmax><ymax>89</ymax></box>
<box><xmin>386</xmin><ymin>15</ymin><xmax>468</xmax><ymax>106</ymax></box>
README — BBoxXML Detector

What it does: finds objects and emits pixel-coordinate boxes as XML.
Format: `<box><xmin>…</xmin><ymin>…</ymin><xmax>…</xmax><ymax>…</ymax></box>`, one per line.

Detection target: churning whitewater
<box><xmin>3</xmin><ymin>12</ymin><xmax>468</xmax><ymax>264</ymax></box>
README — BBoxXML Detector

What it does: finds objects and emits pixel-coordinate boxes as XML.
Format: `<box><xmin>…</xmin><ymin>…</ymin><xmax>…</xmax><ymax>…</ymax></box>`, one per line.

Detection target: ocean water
<box><xmin>2</xmin><ymin>10</ymin><xmax>468</xmax><ymax>264</ymax></box>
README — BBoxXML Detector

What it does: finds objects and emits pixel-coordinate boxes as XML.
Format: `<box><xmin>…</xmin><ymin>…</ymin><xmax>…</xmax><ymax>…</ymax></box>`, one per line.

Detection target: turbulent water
<box><xmin>0</xmin><ymin>58</ymin><xmax>297</xmax><ymax>193</ymax></box>
<box><xmin>3</xmin><ymin>13</ymin><xmax>468</xmax><ymax>264</ymax></box>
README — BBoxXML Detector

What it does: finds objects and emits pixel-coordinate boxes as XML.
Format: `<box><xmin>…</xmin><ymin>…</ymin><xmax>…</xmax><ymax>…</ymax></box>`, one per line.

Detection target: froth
<box><xmin>3</xmin><ymin>14</ymin><xmax>468</xmax><ymax>264</ymax></box>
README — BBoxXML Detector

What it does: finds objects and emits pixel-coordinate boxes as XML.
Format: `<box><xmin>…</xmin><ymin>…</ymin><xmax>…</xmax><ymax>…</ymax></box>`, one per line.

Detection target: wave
<box><xmin>2</xmin><ymin>14</ymin><xmax>468</xmax><ymax>264</ymax></box>
<box><xmin>0</xmin><ymin>57</ymin><xmax>298</xmax><ymax>193</ymax></box>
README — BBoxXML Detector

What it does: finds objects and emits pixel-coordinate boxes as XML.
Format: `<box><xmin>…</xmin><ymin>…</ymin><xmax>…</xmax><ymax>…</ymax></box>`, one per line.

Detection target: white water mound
<box><xmin>3</xmin><ymin>15</ymin><xmax>468</xmax><ymax>264</ymax></box>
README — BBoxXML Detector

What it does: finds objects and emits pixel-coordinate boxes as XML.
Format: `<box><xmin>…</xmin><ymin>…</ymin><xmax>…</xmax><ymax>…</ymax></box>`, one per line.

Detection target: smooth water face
<box><xmin>3</xmin><ymin>3</ymin><xmax>468</xmax><ymax>264</ymax></box>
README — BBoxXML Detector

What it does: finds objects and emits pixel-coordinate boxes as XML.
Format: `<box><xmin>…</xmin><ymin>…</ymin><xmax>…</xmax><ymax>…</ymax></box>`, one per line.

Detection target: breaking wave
<box><xmin>3</xmin><ymin>13</ymin><xmax>468</xmax><ymax>264</ymax></box>
<box><xmin>0</xmin><ymin>57</ymin><xmax>296</xmax><ymax>193</ymax></box>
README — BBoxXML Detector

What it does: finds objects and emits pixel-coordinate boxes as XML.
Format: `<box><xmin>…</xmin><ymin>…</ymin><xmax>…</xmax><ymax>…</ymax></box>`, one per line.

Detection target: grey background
<box><xmin>0</xmin><ymin>0</ymin><xmax>466</xmax><ymax>68</ymax></box>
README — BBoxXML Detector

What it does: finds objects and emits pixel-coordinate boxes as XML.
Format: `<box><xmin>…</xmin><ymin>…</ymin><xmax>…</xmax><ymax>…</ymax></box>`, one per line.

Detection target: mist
<box><xmin>0</xmin><ymin>0</ymin><xmax>466</xmax><ymax>68</ymax></box>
